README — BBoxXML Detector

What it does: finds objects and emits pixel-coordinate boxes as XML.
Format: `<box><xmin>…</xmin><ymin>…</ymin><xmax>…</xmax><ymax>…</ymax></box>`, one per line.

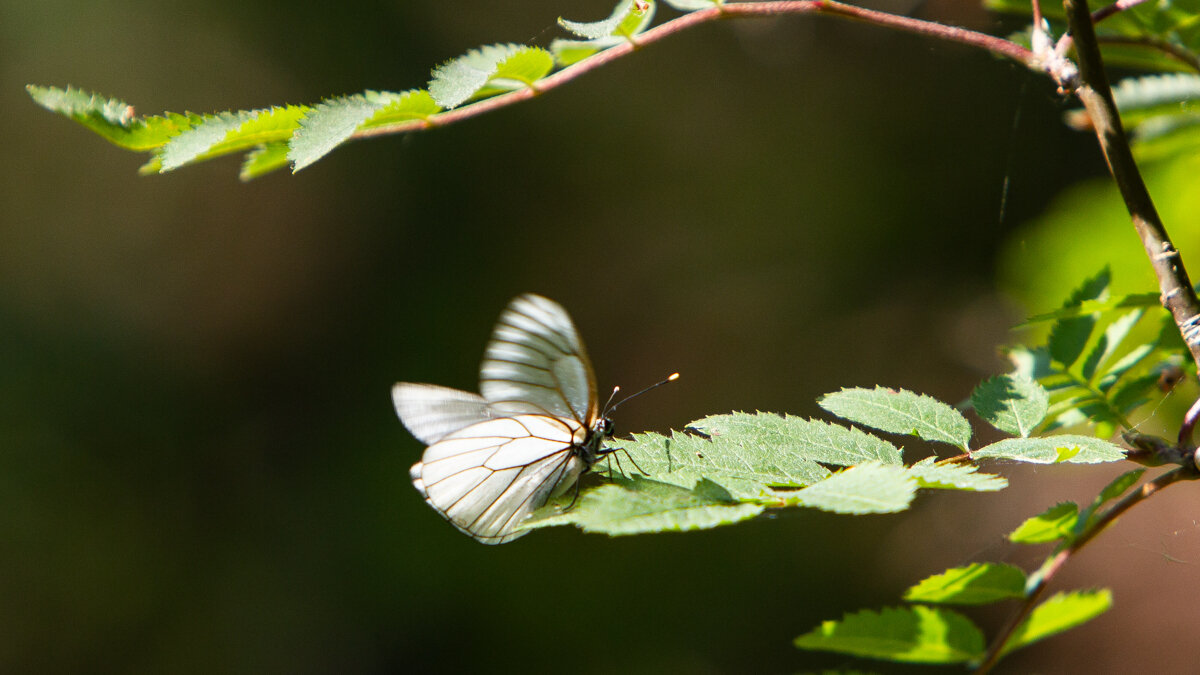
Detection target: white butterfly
<box><xmin>392</xmin><ymin>294</ymin><xmax>620</xmax><ymax>544</ymax></box>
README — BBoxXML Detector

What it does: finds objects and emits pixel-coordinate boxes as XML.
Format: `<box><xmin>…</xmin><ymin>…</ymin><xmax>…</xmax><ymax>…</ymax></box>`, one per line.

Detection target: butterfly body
<box><xmin>394</xmin><ymin>294</ymin><xmax>612</xmax><ymax>544</ymax></box>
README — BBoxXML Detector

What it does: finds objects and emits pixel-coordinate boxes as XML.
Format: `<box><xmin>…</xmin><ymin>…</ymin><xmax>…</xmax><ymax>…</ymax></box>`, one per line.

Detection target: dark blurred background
<box><xmin>5</xmin><ymin>0</ymin><xmax>1200</xmax><ymax>672</ymax></box>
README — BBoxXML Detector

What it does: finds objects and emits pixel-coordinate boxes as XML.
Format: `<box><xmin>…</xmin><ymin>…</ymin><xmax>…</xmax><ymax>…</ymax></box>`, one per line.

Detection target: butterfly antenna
<box><xmin>607</xmin><ymin>372</ymin><xmax>680</xmax><ymax>414</ymax></box>
<box><xmin>602</xmin><ymin>385</ymin><xmax>621</xmax><ymax>414</ymax></box>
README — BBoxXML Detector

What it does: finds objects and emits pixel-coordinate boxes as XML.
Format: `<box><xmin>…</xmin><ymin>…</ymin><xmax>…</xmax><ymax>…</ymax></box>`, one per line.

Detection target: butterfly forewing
<box><xmin>410</xmin><ymin>414</ymin><xmax>589</xmax><ymax>543</ymax></box>
<box><xmin>391</xmin><ymin>383</ymin><xmax>495</xmax><ymax>445</ymax></box>
<box><xmin>480</xmin><ymin>294</ymin><xmax>597</xmax><ymax>426</ymax></box>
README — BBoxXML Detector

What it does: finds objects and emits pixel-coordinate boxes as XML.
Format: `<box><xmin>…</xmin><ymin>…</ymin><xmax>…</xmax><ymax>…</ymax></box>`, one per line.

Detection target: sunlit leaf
<box><xmin>905</xmin><ymin>457</ymin><xmax>1007</xmax><ymax>492</ymax></box>
<box><xmin>971</xmin><ymin>373</ymin><xmax>1049</xmax><ymax>437</ymax></box>
<box><xmin>903</xmin><ymin>563</ymin><xmax>1026</xmax><ymax>605</ymax></box>
<box><xmin>795</xmin><ymin>606</ymin><xmax>985</xmax><ymax>664</ymax></box>
<box><xmin>1000</xmin><ymin>590</ymin><xmax>1113</xmax><ymax>655</ymax></box>
<box><xmin>1008</xmin><ymin>502</ymin><xmax>1079</xmax><ymax>544</ymax></box>
<box><xmin>522</xmin><ymin>475</ymin><xmax>763</xmax><ymax>535</ymax></box>
<box><xmin>782</xmin><ymin>463</ymin><xmax>916</xmax><ymax>514</ymax></box>
<box><xmin>819</xmin><ymin>387</ymin><xmax>972</xmax><ymax>450</ymax></box>
<box><xmin>690</xmin><ymin>412</ymin><xmax>903</xmax><ymax>466</ymax></box>
<box><xmin>974</xmin><ymin>435</ymin><xmax>1125</xmax><ymax>464</ymax></box>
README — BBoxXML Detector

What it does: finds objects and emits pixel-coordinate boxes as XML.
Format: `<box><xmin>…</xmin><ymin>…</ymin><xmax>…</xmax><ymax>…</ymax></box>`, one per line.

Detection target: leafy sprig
<box><xmin>29</xmin><ymin>0</ymin><xmax>1044</xmax><ymax>181</ymax></box>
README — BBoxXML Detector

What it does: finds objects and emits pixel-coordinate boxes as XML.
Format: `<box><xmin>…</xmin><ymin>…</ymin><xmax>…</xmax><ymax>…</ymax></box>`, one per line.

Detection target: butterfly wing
<box><xmin>410</xmin><ymin>414</ymin><xmax>588</xmax><ymax>544</ymax></box>
<box><xmin>392</xmin><ymin>382</ymin><xmax>495</xmax><ymax>445</ymax></box>
<box><xmin>479</xmin><ymin>294</ymin><xmax>598</xmax><ymax>426</ymax></box>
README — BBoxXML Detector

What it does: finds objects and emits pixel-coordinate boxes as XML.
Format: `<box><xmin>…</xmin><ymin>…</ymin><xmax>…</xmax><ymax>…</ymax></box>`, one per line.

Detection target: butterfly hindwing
<box><xmin>410</xmin><ymin>414</ymin><xmax>588</xmax><ymax>543</ymax></box>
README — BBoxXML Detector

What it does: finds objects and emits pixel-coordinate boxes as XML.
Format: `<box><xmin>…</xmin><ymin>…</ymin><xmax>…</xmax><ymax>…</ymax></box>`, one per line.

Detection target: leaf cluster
<box><xmin>522</xmin><ymin>382</ymin><xmax>1127</xmax><ymax>537</ymax></box>
<box><xmin>1006</xmin><ymin>268</ymin><xmax>1189</xmax><ymax>437</ymax></box>
<box><xmin>793</xmin><ymin>467</ymin><xmax>1147</xmax><ymax>668</ymax></box>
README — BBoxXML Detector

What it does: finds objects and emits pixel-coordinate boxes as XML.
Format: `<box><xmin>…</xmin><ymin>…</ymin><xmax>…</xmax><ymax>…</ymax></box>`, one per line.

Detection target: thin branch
<box><xmin>974</xmin><ymin>466</ymin><xmax>1195</xmax><ymax>673</ymax></box>
<box><xmin>1091</xmin><ymin>0</ymin><xmax>1153</xmax><ymax>24</ymax></box>
<box><xmin>355</xmin><ymin>1</ymin><xmax>1037</xmax><ymax>140</ymax></box>
<box><xmin>1062</xmin><ymin>0</ymin><xmax>1200</xmax><ymax>366</ymax></box>
<box><xmin>1180</xmin><ymin>395</ymin><xmax>1200</xmax><ymax>448</ymax></box>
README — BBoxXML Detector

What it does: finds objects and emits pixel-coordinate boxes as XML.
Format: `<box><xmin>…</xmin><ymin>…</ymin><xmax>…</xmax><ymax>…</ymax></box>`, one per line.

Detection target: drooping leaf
<box><xmin>690</xmin><ymin>412</ymin><xmax>903</xmax><ymax>466</ymax></box>
<box><xmin>559</xmin><ymin>0</ymin><xmax>649</xmax><ymax>40</ymax></box>
<box><xmin>794</xmin><ymin>606</ymin><xmax>985</xmax><ymax>664</ymax></box>
<box><xmin>1076</xmin><ymin>469</ymin><xmax>1146</xmax><ymax>532</ymax></box>
<box><xmin>903</xmin><ymin>563</ymin><xmax>1027</xmax><ymax>605</ymax></box>
<box><xmin>1000</xmin><ymin>590</ymin><xmax>1113</xmax><ymax>655</ymax></box>
<box><xmin>1099</xmin><ymin>470</ymin><xmax>1146</xmax><ymax>508</ymax></box>
<box><xmin>1008</xmin><ymin>502</ymin><xmax>1079</xmax><ymax>544</ymax></box>
<box><xmin>522</xmin><ymin>475</ymin><xmax>763</xmax><ymax>535</ymax></box>
<box><xmin>905</xmin><ymin>457</ymin><xmax>1007</xmax><ymax>492</ymax></box>
<box><xmin>974</xmin><ymin>435</ymin><xmax>1126</xmax><ymax>464</ymax></box>
<box><xmin>239</xmin><ymin>141</ymin><xmax>291</xmax><ymax>180</ymax></box>
<box><xmin>971</xmin><ymin>373</ymin><xmax>1049</xmax><ymax>437</ymax></box>
<box><xmin>551</xmin><ymin>0</ymin><xmax>657</xmax><ymax>65</ymax></box>
<box><xmin>27</xmin><ymin>84</ymin><xmax>200</xmax><ymax>152</ymax></box>
<box><xmin>782</xmin><ymin>463</ymin><xmax>916</xmax><ymax>514</ymax></box>
<box><xmin>818</xmin><ymin>387</ymin><xmax>972</xmax><ymax>450</ymax></box>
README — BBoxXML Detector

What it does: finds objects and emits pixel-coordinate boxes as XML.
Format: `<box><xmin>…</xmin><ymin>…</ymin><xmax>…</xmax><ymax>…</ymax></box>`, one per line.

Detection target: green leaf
<box><xmin>1097</xmin><ymin>340</ymin><xmax>1157</xmax><ymax>392</ymax></box>
<box><xmin>358</xmin><ymin>90</ymin><xmax>440</xmax><ymax>131</ymax></box>
<box><xmin>903</xmin><ymin>563</ymin><xmax>1027</xmax><ymax>605</ymax></box>
<box><xmin>491</xmin><ymin>48</ymin><xmax>555</xmax><ymax>87</ymax></box>
<box><xmin>1047</xmin><ymin>268</ymin><xmax>1110</xmax><ymax>368</ymax></box>
<box><xmin>27</xmin><ymin>84</ymin><xmax>200</xmax><ymax>152</ymax></box>
<box><xmin>159</xmin><ymin>111</ymin><xmax>259</xmax><ymax>171</ymax></box>
<box><xmin>818</xmin><ymin>387</ymin><xmax>972</xmax><ymax>450</ymax></box>
<box><xmin>783</xmin><ymin>463</ymin><xmax>916</xmax><ymax>514</ymax></box>
<box><xmin>1076</xmin><ymin>469</ymin><xmax>1146</xmax><ymax>532</ymax></box>
<box><xmin>288</xmin><ymin>91</ymin><xmax>438</xmax><ymax>171</ymax></box>
<box><xmin>971</xmin><ymin>373</ymin><xmax>1049</xmax><ymax>437</ymax></box>
<box><xmin>239</xmin><ymin>141</ymin><xmax>290</xmax><ymax>180</ymax></box>
<box><xmin>905</xmin><ymin>457</ymin><xmax>1007</xmax><ymax>492</ymax></box>
<box><xmin>559</xmin><ymin>0</ymin><xmax>652</xmax><ymax>40</ymax></box>
<box><xmin>551</xmin><ymin>0</ymin><xmax>657</xmax><ymax>65</ymax></box>
<box><xmin>1080</xmin><ymin>309</ymin><xmax>1145</xmax><ymax>382</ymax></box>
<box><xmin>1099</xmin><ymin>468</ymin><xmax>1145</xmax><ymax>504</ymax></box>
<box><xmin>974</xmin><ymin>435</ymin><xmax>1126</xmax><ymax>464</ymax></box>
<box><xmin>1008</xmin><ymin>502</ymin><xmax>1079</xmax><ymax>544</ymax></box>
<box><xmin>794</xmin><ymin>606</ymin><xmax>985</xmax><ymax>664</ymax></box>
<box><xmin>522</xmin><ymin>475</ymin><xmax>763</xmax><ymax>535</ymax></box>
<box><xmin>1110</xmin><ymin>372</ymin><xmax>1161</xmax><ymax>414</ymax></box>
<box><xmin>428</xmin><ymin>44</ymin><xmax>546</xmax><ymax>109</ymax></box>
<box><xmin>1018</xmin><ymin>292</ymin><xmax>1160</xmax><ymax>325</ymax></box>
<box><xmin>1000</xmin><ymin>590</ymin><xmax>1113</xmax><ymax>655</ymax></box>
<box><xmin>690</xmin><ymin>412</ymin><xmax>903</xmax><ymax>467</ymax></box>
<box><xmin>616</xmin><ymin>424</ymin><xmax>831</xmax><ymax>500</ymax></box>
